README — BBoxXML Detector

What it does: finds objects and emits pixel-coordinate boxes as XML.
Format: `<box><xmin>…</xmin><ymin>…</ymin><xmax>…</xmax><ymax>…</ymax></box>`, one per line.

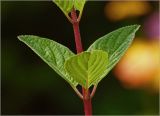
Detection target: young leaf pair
<box><xmin>18</xmin><ymin>25</ymin><xmax>140</xmax><ymax>90</ymax></box>
<box><xmin>53</xmin><ymin>0</ymin><xmax>86</xmax><ymax>22</ymax></box>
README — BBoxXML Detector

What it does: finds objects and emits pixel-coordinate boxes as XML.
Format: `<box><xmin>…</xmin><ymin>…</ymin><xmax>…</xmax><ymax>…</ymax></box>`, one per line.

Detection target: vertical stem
<box><xmin>71</xmin><ymin>8</ymin><xmax>92</xmax><ymax>116</ymax></box>
<box><xmin>71</xmin><ymin>9</ymin><xmax>83</xmax><ymax>53</ymax></box>
<box><xmin>82</xmin><ymin>88</ymin><xmax>92</xmax><ymax>115</ymax></box>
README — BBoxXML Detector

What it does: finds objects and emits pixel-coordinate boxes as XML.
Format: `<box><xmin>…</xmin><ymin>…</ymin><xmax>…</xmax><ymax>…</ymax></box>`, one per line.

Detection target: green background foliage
<box><xmin>2</xmin><ymin>1</ymin><xmax>159</xmax><ymax>115</ymax></box>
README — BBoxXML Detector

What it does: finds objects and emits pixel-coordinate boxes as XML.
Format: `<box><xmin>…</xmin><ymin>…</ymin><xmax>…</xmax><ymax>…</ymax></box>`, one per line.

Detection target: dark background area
<box><xmin>1</xmin><ymin>1</ymin><xmax>159</xmax><ymax>115</ymax></box>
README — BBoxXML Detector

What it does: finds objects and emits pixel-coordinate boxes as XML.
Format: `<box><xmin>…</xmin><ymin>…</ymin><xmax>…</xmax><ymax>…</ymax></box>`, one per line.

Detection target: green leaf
<box><xmin>64</xmin><ymin>50</ymin><xmax>108</xmax><ymax>89</ymax></box>
<box><xmin>74</xmin><ymin>0</ymin><xmax>86</xmax><ymax>18</ymax></box>
<box><xmin>53</xmin><ymin>0</ymin><xmax>74</xmax><ymax>17</ymax></box>
<box><xmin>88</xmin><ymin>25</ymin><xmax>140</xmax><ymax>83</ymax></box>
<box><xmin>53</xmin><ymin>0</ymin><xmax>86</xmax><ymax>20</ymax></box>
<box><xmin>18</xmin><ymin>35</ymin><xmax>78</xmax><ymax>87</ymax></box>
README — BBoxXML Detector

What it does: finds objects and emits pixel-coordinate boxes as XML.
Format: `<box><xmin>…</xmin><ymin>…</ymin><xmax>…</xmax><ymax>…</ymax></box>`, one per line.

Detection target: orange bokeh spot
<box><xmin>105</xmin><ymin>1</ymin><xmax>151</xmax><ymax>21</ymax></box>
<box><xmin>114</xmin><ymin>39</ymin><xmax>160</xmax><ymax>89</ymax></box>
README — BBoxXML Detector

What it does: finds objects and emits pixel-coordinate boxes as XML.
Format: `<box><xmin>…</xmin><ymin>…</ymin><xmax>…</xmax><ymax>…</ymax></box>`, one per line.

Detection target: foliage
<box><xmin>88</xmin><ymin>25</ymin><xmax>140</xmax><ymax>84</ymax></box>
<box><xmin>18</xmin><ymin>25</ymin><xmax>140</xmax><ymax>89</ymax></box>
<box><xmin>65</xmin><ymin>50</ymin><xmax>108</xmax><ymax>89</ymax></box>
<box><xmin>53</xmin><ymin>0</ymin><xmax>86</xmax><ymax>21</ymax></box>
<box><xmin>16</xmin><ymin>1</ymin><xmax>142</xmax><ymax>115</ymax></box>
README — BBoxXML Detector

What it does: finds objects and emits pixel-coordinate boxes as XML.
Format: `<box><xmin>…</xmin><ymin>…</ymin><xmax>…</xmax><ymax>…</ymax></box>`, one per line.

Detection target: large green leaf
<box><xmin>64</xmin><ymin>50</ymin><xmax>108</xmax><ymax>89</ymax></box>
<box><xmin>18</xmin><ymin>35</ymin><xmax>78</xmax><ymax>87</ymax></box>
<box><xmin>53</xmin><ymin>0</ymin><xmax>86</xmax><ymax>20</ymax></box>
<box><xmin>88</xmin><ymin>25</ymin><xmax>140</xmax><ymax>83</ymax></box>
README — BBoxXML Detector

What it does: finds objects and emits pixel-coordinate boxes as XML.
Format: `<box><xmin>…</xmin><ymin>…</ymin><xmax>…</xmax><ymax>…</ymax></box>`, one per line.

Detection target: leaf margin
<box><xmin>18</xmin><ymin>35</ymin><xmax>78</xmax><ymax>87</ymax></box>
<box><xmin>87</xmin><ymin>25</ymin><xmax>140</xmax><ymax>84</ymax></box>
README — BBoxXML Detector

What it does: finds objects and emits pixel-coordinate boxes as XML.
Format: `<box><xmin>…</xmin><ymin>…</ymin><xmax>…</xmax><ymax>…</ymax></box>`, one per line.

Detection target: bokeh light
<box><xmin>104</xmin><ymin>1</ymin><xmax>151</xmax><ymax>21</ymax></box>
<box><xmin>114</xmin><ymin>39</ymin><xmax>160</xmax><ymax>90</ymax></box>
<box><xmin>144</xmin><ymin>11</ymin><xmax>160</xmax><ymax>39</ymax></box>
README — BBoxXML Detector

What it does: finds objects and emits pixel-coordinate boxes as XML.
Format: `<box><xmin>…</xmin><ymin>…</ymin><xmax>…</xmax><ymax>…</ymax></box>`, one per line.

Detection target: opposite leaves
<box><xmin>64</xmin><ymin>50</ymin><xmax>108</xmax><ymax>89</ymax></box>
<box><xmin>18</xmin><ymin>35</ymin><xmax>78</xmax><ymax>87</ymax></box>
<box><xmin>18</xmin><ymin>25</ymin><xmax>140</xmax><ymax>89</ymax></box>
<box><xmin>53</xmin><ymin>0</ymin><xmax>86</xmax><ymax>21</ymax></box>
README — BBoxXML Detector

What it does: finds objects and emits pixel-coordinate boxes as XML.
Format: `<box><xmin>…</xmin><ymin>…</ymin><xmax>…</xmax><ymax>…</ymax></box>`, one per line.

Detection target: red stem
<box><xmin>82</xmin><ymin>88</ymin><xmax>92</xmax><ymax>115</ymax></box>
<box><xmin>71</xmin><ymin>8</ymin><xmax>92</xmax><ymax>116</ymax></box>
<box><xmin>71</xmin><ymin>9</ymin><xmax>83</xmax><ymax>53</ymax></box>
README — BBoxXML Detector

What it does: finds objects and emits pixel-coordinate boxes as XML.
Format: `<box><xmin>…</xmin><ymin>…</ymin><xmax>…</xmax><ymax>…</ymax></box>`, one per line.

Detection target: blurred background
<box><xmin>1</xmin><ymin>1</ymin><xmax>159</xmax><ymax>115</ymax></box>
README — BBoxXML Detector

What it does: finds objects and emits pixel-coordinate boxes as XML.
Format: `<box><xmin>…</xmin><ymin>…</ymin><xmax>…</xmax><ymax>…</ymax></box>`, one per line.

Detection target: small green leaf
<box><xmin>74</xmin><ymin>0</ymin><xmax>86</xmax><ymax>18</ymax></box>
<box><xmin>53</xmin><ymin>0</ymin><xmax>86</xmax><ymax>20</ymax></box>
<box><xmin>88</xmin><ymin>25</ymin><xmax>140</xmax><ymax>83</ymax></box>
<box><xmin>18</xmin><ymin>35</ymin><xmax>78</xmax><ymax>87</ymax></box>
<box><xmin>64</xmin><ymin>50</ymin><xmax>108</xmax><ymax>89</ymax></box>
<box><xmin>53</xmin><ymin>0</ymin><xmax>74</xmax><ymax>18</ymax></box>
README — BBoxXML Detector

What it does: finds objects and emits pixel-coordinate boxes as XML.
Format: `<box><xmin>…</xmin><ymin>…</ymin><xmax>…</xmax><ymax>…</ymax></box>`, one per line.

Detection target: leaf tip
<box><xmin>132</xmin><ymin>24</ymin><xmax>141</xmax><ymax>31</ymax></box>
<box><xmin>17</xmin><ymin>35</ymin><xmax>24</xmax><ymax>41</ymax></box>
<box><xmin>18</xmin><ymin>35</ymin><xmax>37</xmax><ymax>42</ymax></box>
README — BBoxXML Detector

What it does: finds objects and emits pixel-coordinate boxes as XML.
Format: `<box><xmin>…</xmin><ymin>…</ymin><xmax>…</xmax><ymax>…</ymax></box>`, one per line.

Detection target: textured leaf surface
<box><xmin>18</xmin><ymin>35</ymin><xmax>78</xmax><ymax>87</ymax></box>
<box><xmin>88</xmin><ymin>25</ymin><xmax>140</xmax><ymax>83</ymax></box>
<box><xmin>65</xmin><ymin>50</ymin><xmax>108</xmax><ymax>89</ymax></box>
<box><xmin>53</xmin><ymin>0</ymin><xmax>86</xmax><ymax>19</ymax></box>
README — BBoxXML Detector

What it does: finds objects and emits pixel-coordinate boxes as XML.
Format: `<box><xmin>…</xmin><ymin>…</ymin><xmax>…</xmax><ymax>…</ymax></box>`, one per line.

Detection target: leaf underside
<box><xmin>88</xmin><ymin>25</ymin><xmax>140</xmax><ymax>83</ymax></box>
<box><xmin>64</xmin><ymin>50</ymin><xmax>108</xmax><ymax>89</ymax></box>
<box><xmin>18</xmin><ymin>35</ymin><xmax>78</xmax><ymax>87</ymax></box>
